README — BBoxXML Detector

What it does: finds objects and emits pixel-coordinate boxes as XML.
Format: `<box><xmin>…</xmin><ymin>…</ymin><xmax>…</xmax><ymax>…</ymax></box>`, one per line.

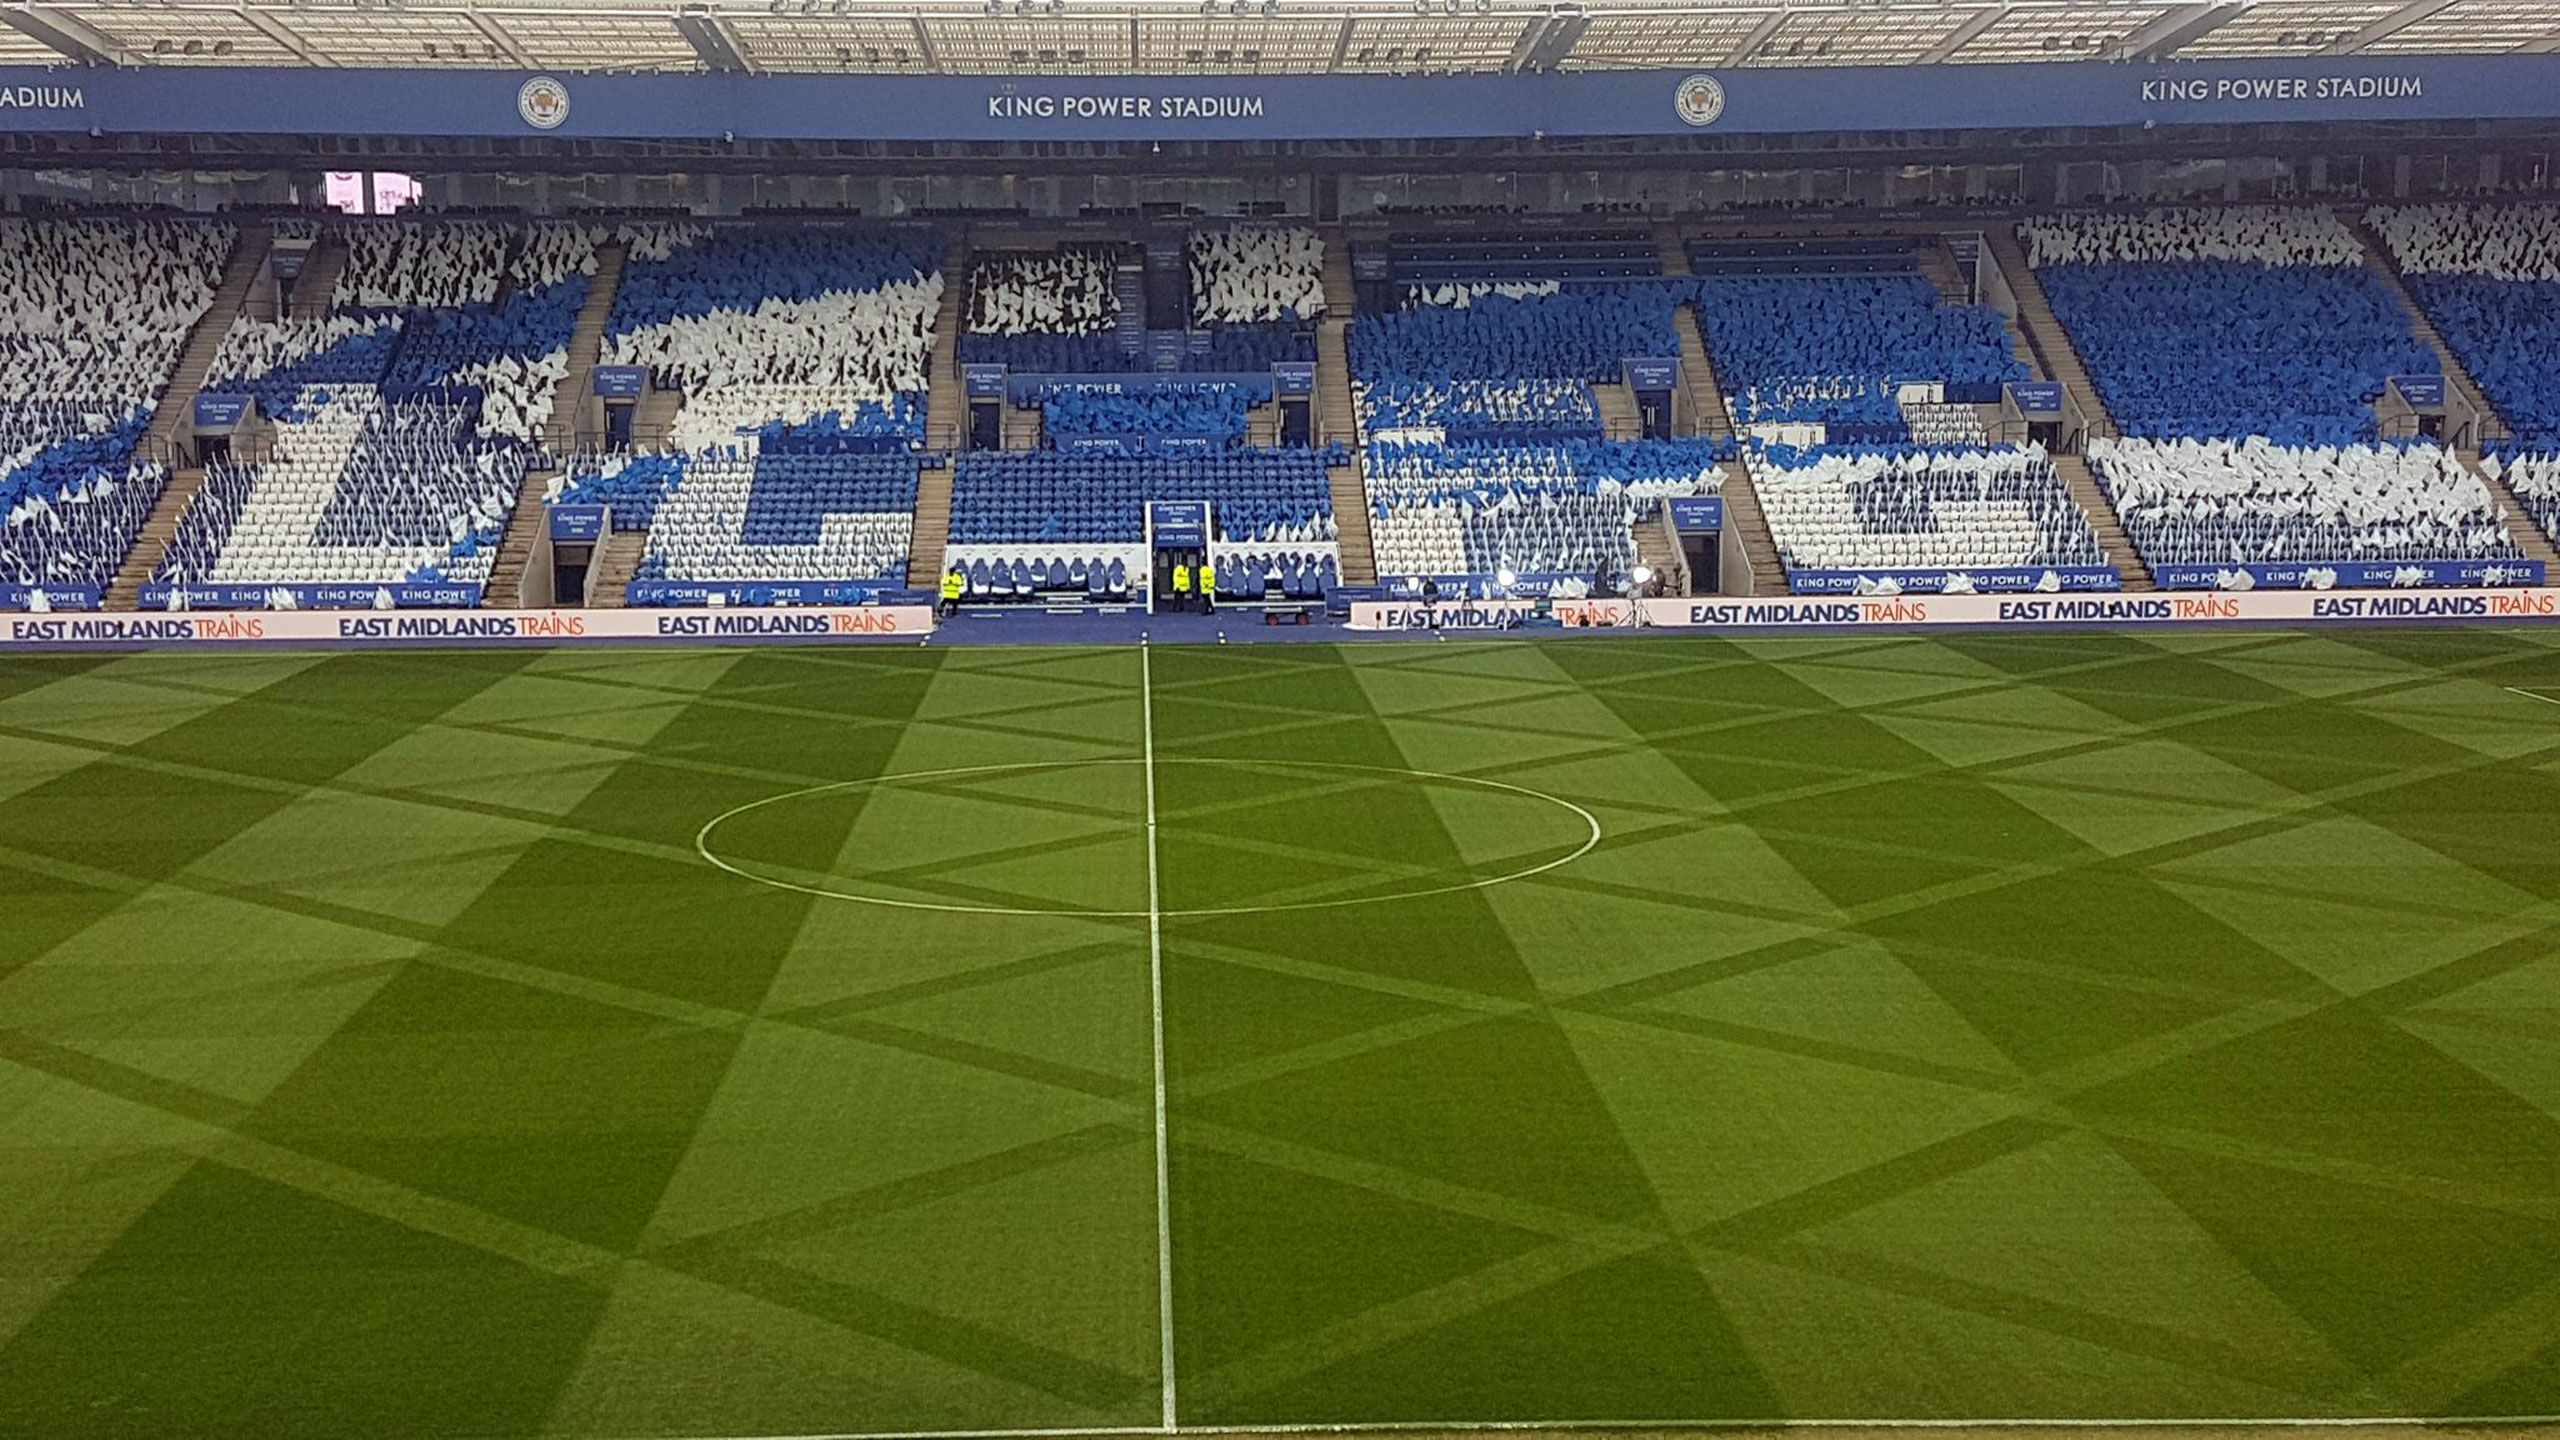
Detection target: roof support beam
<box><xmin>1502</xmin><ymin>13</ymin><xmax>1550</xmax><ymax>71</ymax></box>
<box><xmin>465</xmin><ymin>10</ymin><xmax>536</xmax><ymax>68</ymax></box>
<box><xmin>911</xmin><ymin>13</ymin><xmax>941</xmax><ymax>70</ymax></box>
<box><xmin>2524</xmin><ymin>29</ymin><xmax>2560</xmax><ymax>53</ymax></box>
<box><xmin>674</xmin><ymin>5</ymin><xmax>757</xmax><ymax>72</ymax></box>
<box><xmin>1722</xmin><ymin>8</ymin><xmax>1786</xmax><ymax>65</ymax></box>
<box><xmin>1919</xmin><ymin>6</ymin><xmax>2006</xmax><ymax>65</ymax></box>
<box><xmin>1328</xmin><ymin>14</ymin><xmax>1352</xmax><ymax>70</ymax></box>
<box><xmin>1531</xmin><ymin>11</ymin><xmax>1586</xmax><ymax>70</ymax></box>
<box><xmin>0</xmin><ymin>6</ymin><xmax>123</xmax><ymax>65</ymax></box>
<box><xmin>2109</xmin><ymin>1</ymin><xmax>2243</xmax><ymax>60</ymax></box>
<box><xmin>2322</xmin><ymin>0</ymin><xmax>2462</xmax><ymax>54</ymax></box>
<box><xmin>235</xmin><ymin>7</ymin><xmax>330</xmax><ymax>66</ymax></box>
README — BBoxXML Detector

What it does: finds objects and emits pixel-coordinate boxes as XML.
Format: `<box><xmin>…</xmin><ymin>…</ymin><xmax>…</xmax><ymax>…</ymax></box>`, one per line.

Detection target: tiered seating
<box><xmin>173</xmin><ymin>222</ymin><xmax>604</xmax><ymax>599</ymax></box>
<box><xmin>1752</xmin><ymin>446</ymin><xmax>2106</xmax><ymax>587</ymax></box>
<box><xmin>2091</xmin><ymin>437</ymin><xmax>2522</xmax><ymax>583</ymax></box>
<box><xmin>602</xmin><ymin>226</ymin><xmax>942</xmax><ymax>451</ymax></box>
<box><xmin>1695</xmin><ymin>274</ymin><xmax>2024</xmax><ymax>443</ymax></box>
<box><xmin>156</xmin><ymin>390</ymin><xmax>521</xmax><ymax>589</ymax></box>
<box><xmin>965</xmin><ymin>245</ymin><xmax>1120</xmax><ymax>337</ymax></box>
<box><xmin>1363</xmin><ymin>438</ymin><xmax>1729</xmax><ymax>584</ymax></box>
<box><xmin>548</xmin><ymin>452</ymin><xmax>683</xmax><ymax>530</ymax></box>
<box><xmin>2025</xmin><ymin>208</ymin><xmax>2435</xmax><ymax>445</ymax></box>
<box><xmin>2490</xmin><ymin>450</ymin><xmax>2560</xmax><ymax>545</ymax></box>
<box><xmin>948</xmin><ymin>448</ymin><xmax>1339</xmax><ymax>597</ymax></box>
<box><xmin>2371</xmin><ymin>204</ymin><xmax>2560</xmax><ymax>447</ymax></box>
<box><xmin>1351</xmin><ymin>285</ymin><xmax>1684</xmax><ymax>439</ymax></box>
<box><xmin>1036</xmin><ymin>383</ymin><xmax>1254</xmax><ymax>448</ymax></box>
<box><xmin>637</xmin><ymin>450</ymin><xmax>917</xmax><ymax>587</ymax></box>
<box><xmin>335</xmin><ymin>221</ymin><xmax>511</xmax><ymax>311</ymax></box>
<box><xmin>1189</xmin><ymin>227</ymin><xmax>1323</xmax><ymax>324</ymax></box>
<box><xmin>1387</xmin><ymin>230</ymin><xmax>1660</xmax><ymax>287</ymax></box>
<box><xmin>0</xmin><ymin>218</ymin><xmax>231</xmax><ymax>600</ymax></box>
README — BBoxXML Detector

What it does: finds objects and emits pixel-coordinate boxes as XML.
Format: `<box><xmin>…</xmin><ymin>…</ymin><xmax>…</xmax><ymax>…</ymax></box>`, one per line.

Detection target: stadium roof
<box><xmin>0</xmin><ymin>0</ymin><xmax>2551</xmax><ymax>76</ymax></box>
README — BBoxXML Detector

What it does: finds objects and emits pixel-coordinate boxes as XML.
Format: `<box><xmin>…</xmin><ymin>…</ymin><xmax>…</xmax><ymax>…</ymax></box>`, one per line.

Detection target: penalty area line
<box><xmin>2506</xmin><ymin>686</ymin><xmax>2560</xmax><ymax>707</ymax></box>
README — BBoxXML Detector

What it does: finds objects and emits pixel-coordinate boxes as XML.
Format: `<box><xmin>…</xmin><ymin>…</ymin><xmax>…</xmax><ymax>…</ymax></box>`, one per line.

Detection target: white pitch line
<box><xmin>2507</xmin><ymin>686</ymin><xmax>2560</xmax><ymax>707</ymax></box>
<box><xmin>1142</xmin><ymin>643</ymin><xmax>1178</xmax><ymax>1433</ymax></box>
<box><xmin>663</xmin><ymin>1411</ymin><xmax>2560</xmax><ymax>1440</ymax></box>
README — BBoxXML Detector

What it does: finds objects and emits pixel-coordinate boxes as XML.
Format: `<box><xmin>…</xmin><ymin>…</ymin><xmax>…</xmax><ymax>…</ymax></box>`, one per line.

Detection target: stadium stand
<box><xmin>0</xmin><ymin>218</ymin><xmax>232</xmax><ymax>602</ymax></box>
<box><xmin>1750</xmin><ymin>445</ymin><xmax>2109</xmax><ymax>589</ymax></box>
<box><xmin>947</xmin><ymin>447</ymin><xmax>1340</xmax><ymax>599</ymax></box>
<box><xmin>633</xmin><ymin>449</ymin><xmax>917</xmax><ymax>591</ymax></box>
<box><xmin>1190</xmin><ymin>227</ymin><xmax>1325</xmax><ymax>324</ymax></box>
<box><xmin>603</xmin><ymin>225</ymin><xmax>942</xmax><ymax>454</ymax></box>
<box><xmin>2492</xmin><ymin>449</ymin><xmax>2560</xmax><ymax>546</ymax></box>
<box><xmin>1350</xmin><ymin>285</ymin><xmax>1684</xmax><ymax>439</ymax></box>
<box><xmin>1694</xmin><ymin>273</ymin><xmax>2027</xmax><ymax>444</ymax></box>
<box><xmin>2023</xmin><ymin>207</ymin><xmax>2438</xmax><ymax>445</ymax></box>
<box><xmin>2090</xmin><ymin>436</ymin><xmax>2525</xmax><ymax>585</ymax></box>
<box><xmin>1035</xmin><ymin>382</ymin><xmax>1258</xmax><ymax>448</ymax></box>
<box><xmin>2370</xmin><ymin>203</ymin><xmax>2560</xmax><ymax>447</ymax></box>
<box><xmin>1364</xmin><ymin>437</ymin><xmax>1728</xmax><ymax>585</ymax></box>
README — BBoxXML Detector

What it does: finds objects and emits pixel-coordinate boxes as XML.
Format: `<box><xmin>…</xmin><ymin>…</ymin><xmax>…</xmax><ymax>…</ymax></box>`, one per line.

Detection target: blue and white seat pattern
<box><xmin>967</xmin><ymin>246</ymin><xmax>1118</xmax><ymax>336</ymax></box>
<box><xmin>156</xmin><ymin>390</ymin><xmax>521</xmax><ymax>588</ymax></box>
<box><xmin>948</xmin><ymin>449</ymin><xmax>1338</xmax><ymax>592</ymax></box>
<box><xmin>1189</xmin><ymin>227</ymin><xmax>1324</xmax><ymax>324</ymax></box>
<box><xmin>1351</xmin><ymin>285</ymin><xmax>1684</xmax><ymax>439</ymax></box>
<box><xmin>0</xmin><ymin>219</ymin><xmax>231</xmax><ymax>600</ymax></box>
<box><xmin>637</xmin><ymin>450</ymin><xmax>916</xmax><ymax>585</ymax></box>
<box><xmin>2491</xmin><ymin>450</ymin><xmax>2560</xmax><ymax>546</ymax></box>
<box><xmin>601</xmin><ymin>227</ymin><xmax>942</xmax><ymax>453</ymax></box>
<box><xmin>1696</xmin><ymin>273</ymin><xmax>2025</xmax><ymax>444</ymax></box>
<box><xmin>2370</xmin><ymin>203</ymin><xmax>2560</xmax><ymax>448</ymax></box>
<box><xmin>1364</xmin><ymin>438</ymin><xmax>1724</xmax><ymax>581</ymax></box>
<box><xmin>2091</xmin><ymin>437</ymin><xmax>2522</xmax><ymax>574</ymax></box>
<box><xmin>2024</xmin><ymin>207</ymin><xmax>2434</xmax><ymax>445</ymax></box>
<box><xmin>1753</xmin><ymin>445</ymin><xmax>2105</xmax><ymax>576</ymax></box>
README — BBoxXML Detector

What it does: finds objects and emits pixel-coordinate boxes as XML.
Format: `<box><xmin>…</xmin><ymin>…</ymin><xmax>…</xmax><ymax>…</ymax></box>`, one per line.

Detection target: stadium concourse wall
<box><xmin>0</xmin><ymin>54</ymin><xmax>2557</xmax><ymax>143</ymax></box>
<box><xmin>6</xmin><ymin>589</ymin><xmax>2560</xmax><ymax>649</ymax></box>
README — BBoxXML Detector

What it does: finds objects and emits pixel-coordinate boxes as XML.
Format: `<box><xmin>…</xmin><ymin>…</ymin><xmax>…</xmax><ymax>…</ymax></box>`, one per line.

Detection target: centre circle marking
<box><xmin>694</xmin><ymin>757</ymin><xmax>1601</xmax><ymax>917</ymax></box>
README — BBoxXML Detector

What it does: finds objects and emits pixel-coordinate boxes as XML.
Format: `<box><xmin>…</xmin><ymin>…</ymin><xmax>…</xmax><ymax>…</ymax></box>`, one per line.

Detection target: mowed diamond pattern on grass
<box><xmin>0</xmin><ymin>631</ymin><xmax>2552</xmax><ymax>1436</ymax></box>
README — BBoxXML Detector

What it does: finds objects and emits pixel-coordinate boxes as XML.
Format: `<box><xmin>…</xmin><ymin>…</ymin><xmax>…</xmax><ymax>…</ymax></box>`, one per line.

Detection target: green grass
<box><xmin>0</xmin><ymin>630</ymin><xmax>2557</xmax><ymax>1437</ymax></box>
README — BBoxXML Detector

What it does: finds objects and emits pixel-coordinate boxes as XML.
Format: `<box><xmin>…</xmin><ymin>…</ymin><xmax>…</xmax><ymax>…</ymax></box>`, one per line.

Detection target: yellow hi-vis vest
<box><xmin>1199</xmin><ymin>563</ymin><xmax>1217</xmax><ymax>593</ymax></box>
<box><xmin>1171</xmin><ymin>565</ymin><xmax>1192</xmax><ymax>593</ymax></box>
<box><xmin>942</xmin><ymin>571</ymin><xmax>965</xmax><ymax>600</ymax></box>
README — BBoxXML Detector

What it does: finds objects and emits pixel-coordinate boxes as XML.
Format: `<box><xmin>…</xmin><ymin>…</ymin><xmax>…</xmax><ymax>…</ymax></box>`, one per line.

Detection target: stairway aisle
<box><xmin>906</xmin><ymin>464</ymin><xmax>955</xmax><ymax>589</ymax></box>
<box><xmin>1983</xmin><ymin>228</ymin><xmax>2115</xmax><ymax>439</ymax></box>
<box><xmin>107</xmin><ymin>229</ymin><xmax>273</xmax><ymax>610</ymax></box>
<box><xmin>2057</xmin><ymin>452</ymin><xmax>2155</xmax><ymax>591</ymax></box>
<box><xmin>2350</xmin><ymin>215</ymin><xmax>2511</xmax><ymax>452</ymax></box>
<box><xmin>485</xmin><ymin>241</ymin><xmax>631</xmax><ymax>607</ymax></box>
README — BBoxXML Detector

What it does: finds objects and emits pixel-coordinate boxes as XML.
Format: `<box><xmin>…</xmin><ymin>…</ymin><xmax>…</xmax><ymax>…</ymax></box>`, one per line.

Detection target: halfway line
<box><xmin>1141</xmin><ymin>643</ymin><xmax>1177</xmax><ymax>1431</ymax></box>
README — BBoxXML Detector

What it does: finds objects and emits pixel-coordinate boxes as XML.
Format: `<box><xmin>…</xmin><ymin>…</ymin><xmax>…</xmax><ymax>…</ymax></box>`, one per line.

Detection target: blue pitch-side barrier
<box><xmin>1006</xmin><ymin>371</ymin><xmax>1277</xmax><ymax>404</ymax></box>
<box><xmin>137</xmin><ymin>581</ymin><xmax>486</xmax><ymax>609</ymax></box>
<box><xmin>624</xmin><ymin>579</ymin><xmax>929</xmax><ymax>607</ymax></box>
<box><xmin>2153</xmin><ymin>558</ymin><xmax>2547</xmax><ymax>589</ymax></box>
<box><xmin>1788</xmin><ymin>566</ymin><xmax>2124</xmax><ymax>595</ymax></box>
<box><xmin>0</xmin><ymin>55</ymin><xmax>2544</xmax><ymax>143</ymax></box>
<box><xmin>0</xmin><ymin>584</ymin><xmax>104</xmax><ymax>611</ymax></box>
<box><xmin>1057</xmin><ymin>434</ymin><xmax>1228</xmax><ymax>457</ymax></box>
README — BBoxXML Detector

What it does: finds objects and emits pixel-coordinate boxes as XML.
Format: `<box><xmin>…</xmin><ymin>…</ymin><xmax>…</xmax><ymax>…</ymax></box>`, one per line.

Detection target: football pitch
<box><xmin>1</xmin><ymin>628</ymin><xmax>2558</xmax><ymax>1438</ymax></box>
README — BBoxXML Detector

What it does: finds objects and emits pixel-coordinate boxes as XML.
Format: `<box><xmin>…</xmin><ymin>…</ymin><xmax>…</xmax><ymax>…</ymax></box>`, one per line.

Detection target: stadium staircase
<box><xmin>1665</xmin><ymin>300</ymin><xmax>1783</xmax><ymax>594</ymax></box>
<box><xmin>482</xmin><ymin>240</ymin><xmax>630</xmax><ymax>607</ymax></box>
<box><xmin>286</xmin><ymin>236</ymin><xmax>348</xmax><ymax>322</ymax></box>
<box><xmin>904</xmin><ymin>236</ymin><xmax>970</xmax><ymax>588</ymax></box>
<box><xmin>105</xmin><ymin>228</ymin><xmax>273</xmax><ymax>610</ymax></box>
<box><xmin>633</xmin><ymin>386</ymin><xmax>683</xmax><ymax>450</ymax></box>
<box><xmin>2057</xmin><ymin>453</ymin><xmax>2155</xmax><ymax>591</ymax></box>
<box><xmin>1921</xmin><ymin>237</ymin><xmax>2041</xmax><ymax>375</ymax></box>
<box><xmin>2348</xmin><ymin>215</ymin><xmax>2511</xmax><ymax>452</ymax></box>
<box><xmin>1984</xmin><ymin>228</ymin><xmax>2116</xmax><ymax>441</ymax></box>
<box><xmin>1594</xmin><ymin>382</ymin><xmax>1640</xmax><ymax>441</ymax></box>
<box><xmin>585</xmin><ymin>531</ymin><xmax>646</xmax><ymax>608</ymax></box>
<box><xmin>1634</xmin><ymin>513</ymin><xmax>1683</xmax><ymax>595</ymax></box>
<box><xmin>1002</xmin><ymin>404</ymin><xmax>1043</xmax><ymax>451</ymax></box>
<box><xmin>1315</xmin><ymin>229</ymin><xmax>1377</xmax><ymax>583</ymax></box>
<box><xmin>1653</xmin><ymin>220</ymin><xmax>1691</xmax><ymax>279</ymax></box>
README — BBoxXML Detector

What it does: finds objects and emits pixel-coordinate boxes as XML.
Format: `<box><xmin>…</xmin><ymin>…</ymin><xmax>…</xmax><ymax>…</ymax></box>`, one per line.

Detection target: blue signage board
<box><xmin>1667</xmin><ymin>496</ymin><xmax>1725</xmax><ymax>532</ymax></box>
<box><xmin>193</xmin><ymin>393</ymin><xmax>252</xmax><ymax>429</ymax></box>
<box><xmin>138</xmin><ymin>581</ymin><xmax>487</xmax><ymax>609</ymax></box>
<box><xmin>2008</xmin><ymin>382</ymin><xmax>2065</xmax><ymax>416</ymax></box>
<box><xmin>963</xmin><ymin>363</ymin><xmax>1010</xmax><ymax>398</ymax></box>
<box><xmin>2154</xmin><ymin>558</ymin><xmax>2543</xmax><ymax>590</ymax></box>
<box><xmin>2391</xmin><ymin>374</ymin><xmax>2448</xmax><ymax>410</ymax></box>
<box><xmin>1624</xmin><ymin>358</ymin><xmax>1681</xmax><ymax>392</ymax></box>
<box><xmin>1787</xmin><ymin>566</ymin><xmax>2123</xmax><ymax>595</ymax></box>
<box><xmin>548</xmin><ymin>504</ymin><xmax>608</xmax><ymax>543</ymax></box>
<box><xmin>625</xmin><ymin>579</ymin><xmax>889</xmax><ymax>607</ymax></box>
<box><xmin>1150</xmin><ymin>500</ymin><xmax>1209</xmax><ymax>548</ymax></box>
<box><xmin>1272</xmin><ymin>361</ymin><xmax>1317</xmax><ymax>398</ymax></box>
<box><xmin>0</xmin><ymin>56</ymin><xmax>2555</xmax><ymax>144</ymax></box>
<box><xmin>1352</xmin><ymin>251</ymin><xmax>1393</xmax><ymax>282</ymax></box>
<box><xmin>0</xmin><ymin>584</ymin><xmax>104</xmax><ymax>612</ymax></box>
<box><xmin>592</xmin><ymin>366</ymin><xmax>648</xmax><ymax>399</ymax></box>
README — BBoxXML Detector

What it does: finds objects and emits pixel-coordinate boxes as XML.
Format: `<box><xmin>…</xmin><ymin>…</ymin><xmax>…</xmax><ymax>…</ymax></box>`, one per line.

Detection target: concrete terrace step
<box><xmin>1328</xmin><ymin>456</ymin><xmax>1376</xmax><ymax>584</ymax></box>
<box><xmin>1983</xmin><ymin>228</ymin><xmax>2116</xmax><ymax>440</ymax></box>
<box><xmin>586</xmin><ymin>530</ymin><xmax>647</xmax><ymax>609</ymax></box>
<box><xmin>1712</xmin><ymin>458</ymin><xmax>1787</xmax><ymax>596</ymax></box>
<box><xmin>2351</xmin><ymin>215</ymin><xmax>2511</xmax><ymax>452</ymax></box>
<box><xmin>2056</xmin><ymin>452</ymin><xmax>2155</xmax><ymax>591</ymax></box>
<box><xmin>906</xmin><ymin>464</ymin><xmax>956</xmax><ymax>588</ymax></box>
